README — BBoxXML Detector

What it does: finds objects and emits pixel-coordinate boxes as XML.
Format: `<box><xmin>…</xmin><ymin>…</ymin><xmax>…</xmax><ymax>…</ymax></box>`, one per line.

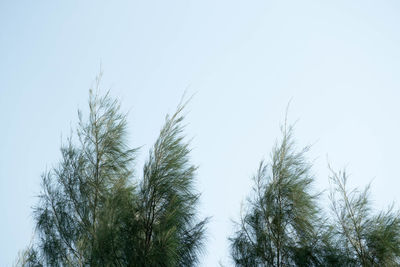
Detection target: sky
<box><xmin>1</xmin><ymin>0</ymin><xmax>400</xmax><ymax>265</ymax></box>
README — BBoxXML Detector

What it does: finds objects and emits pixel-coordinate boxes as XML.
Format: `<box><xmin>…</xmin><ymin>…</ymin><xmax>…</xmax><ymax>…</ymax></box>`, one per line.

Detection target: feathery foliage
<box><xmin>20</xmin><ymin>75</ymin><xmax>208</xmax><ymax>266</ymax></box>
<box><xmin>229</xmin><ymin>119</ymin><xmax>400</xmax><ymax>267</ymax></box>
<box><xmin>229</xmin><ymin>123</ymin><xmax>325</xmax><ymax>266</ymax></box>
<box><xmin>17</xmin><ymin>78</ymin><xmax>400</xmax><ymax>267</ymax></box>
<box><xmin>329</xmin><ymin>168</ymin><xmax>400</xmax><ymax>266</ymax></box>
<box><xmin>128</xmin><ymin>100</ymin><xmax>209</xmax><ymax>266</ymax></box>
<box><xmin>32</xmin><ymin>85</ymin><xmax>136</xmax><ymax>265</ymax></box>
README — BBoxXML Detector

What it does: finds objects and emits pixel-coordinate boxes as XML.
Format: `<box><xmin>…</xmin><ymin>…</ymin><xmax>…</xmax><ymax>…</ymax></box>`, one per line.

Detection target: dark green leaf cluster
<box><xmin>138</xmin><ymin>103</ymin><xmax>208</xmax><ymax>266</ymax></box>
<box><xmin>329</xmin><ymin>169</ymin><xmax>400</xmax><ymax>266</ymax></box>
<box><xmin>20</xmin><ymin>77</ymin><xmax>208</xmax><ymax>266</ymax></box>
<box><xmin>230</xmin><ymin>125</ymin><xmax>327</xmax><ymax>266</ymax></box>
<box><xmin>16</xmin><ymin>79</ymin><xmax>400</xmax><ymax>267</ymax></box>
<box><xmin>229</xmin><ymin>123</ymin><xmax>400</xmax><ymax>267</ymax></box>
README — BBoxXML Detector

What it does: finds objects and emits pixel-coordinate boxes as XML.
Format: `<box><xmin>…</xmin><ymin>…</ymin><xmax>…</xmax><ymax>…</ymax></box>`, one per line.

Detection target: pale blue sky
<box><xmin>2</xmin><ymin>1</ymin><xmax>400</xmax><ymax>265</ymax></box>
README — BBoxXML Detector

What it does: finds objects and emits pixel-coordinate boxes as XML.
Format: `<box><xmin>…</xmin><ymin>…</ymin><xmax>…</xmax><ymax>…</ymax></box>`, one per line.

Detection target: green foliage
<box><xmin>21</xmin><ymin>76</ymin><xmax>207</xmax><ymax>266</ymax></box>
<box><xmin>136</xmin><ymin>103</ymin><xmax>208</xmax><ymax>266</ymax></box>
<box><xmin>329</xmin><ymin>168</ymin><xmax>400</xmax><ymax>266</ymax></box>
<box><xmin>229</xmin><ymin>123</ymin><xmax>326</xmax><ymax>266</ymax></box>
<box><xmin>17</xmin><ymin>77</ymin><xmax>400</xmax><ymax>267</ymax></box>
<box><xmin>229</xmin><ymin>120</ymin><xmax>400</xmax><ymax>267</ymax></box>
<box><xmin>14</xmin><ymin>244</ymin><xmax>41</xmax><ymax>267</ymax></box>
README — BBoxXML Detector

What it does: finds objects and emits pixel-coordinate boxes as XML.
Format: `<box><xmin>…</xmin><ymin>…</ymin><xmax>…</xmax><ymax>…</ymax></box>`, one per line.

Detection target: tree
<box><xmin>229</xmin><ymin>122</ymin><xmax>327</xmax><ymax>266</ymax></box>
<box><xmin>228</xmin><ymin>117</ymin><xmax>400</xmax><ymax>267</ymax></box>
<box><xmin>133</xmin><ymin>101</ymin><xmax>209</xmax><ymax>266</ymax></box>
<box><xmin>329</xmin><ymin>168</ymin><xmax>400</xmax><ymax>266</ymax></box>
<box><xmin>22</xmin><ymin>75</ymin><xmax>208</xmax><ymax>266</ymax></box>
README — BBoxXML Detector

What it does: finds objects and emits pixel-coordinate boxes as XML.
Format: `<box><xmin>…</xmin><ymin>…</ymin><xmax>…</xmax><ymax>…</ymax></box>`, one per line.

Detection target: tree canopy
<box><xmin>229</xmin><ymin>122</ymin><xmax>400</xmax><ymax>267</ymax></box>
<box><xmin>16</xmin><ymin>78</ymin><xmax>400</xmax><ymax>267</ymax></box>
<box><xmin>19</xmin><ymin>76</ymin><xmax>208</xmax><ymax>266</ymax></box>
<box><xmin>229</xmin><ymin>123</ymin><xmax>326</xmax><ymax>266</ymax></box>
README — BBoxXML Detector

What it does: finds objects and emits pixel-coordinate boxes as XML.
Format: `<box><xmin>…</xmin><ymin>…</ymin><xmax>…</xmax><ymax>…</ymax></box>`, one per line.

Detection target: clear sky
<box><xmin>1</xmin><ymin>1</ymin><xmax>400</xmax><ymax>265</ymax></box>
